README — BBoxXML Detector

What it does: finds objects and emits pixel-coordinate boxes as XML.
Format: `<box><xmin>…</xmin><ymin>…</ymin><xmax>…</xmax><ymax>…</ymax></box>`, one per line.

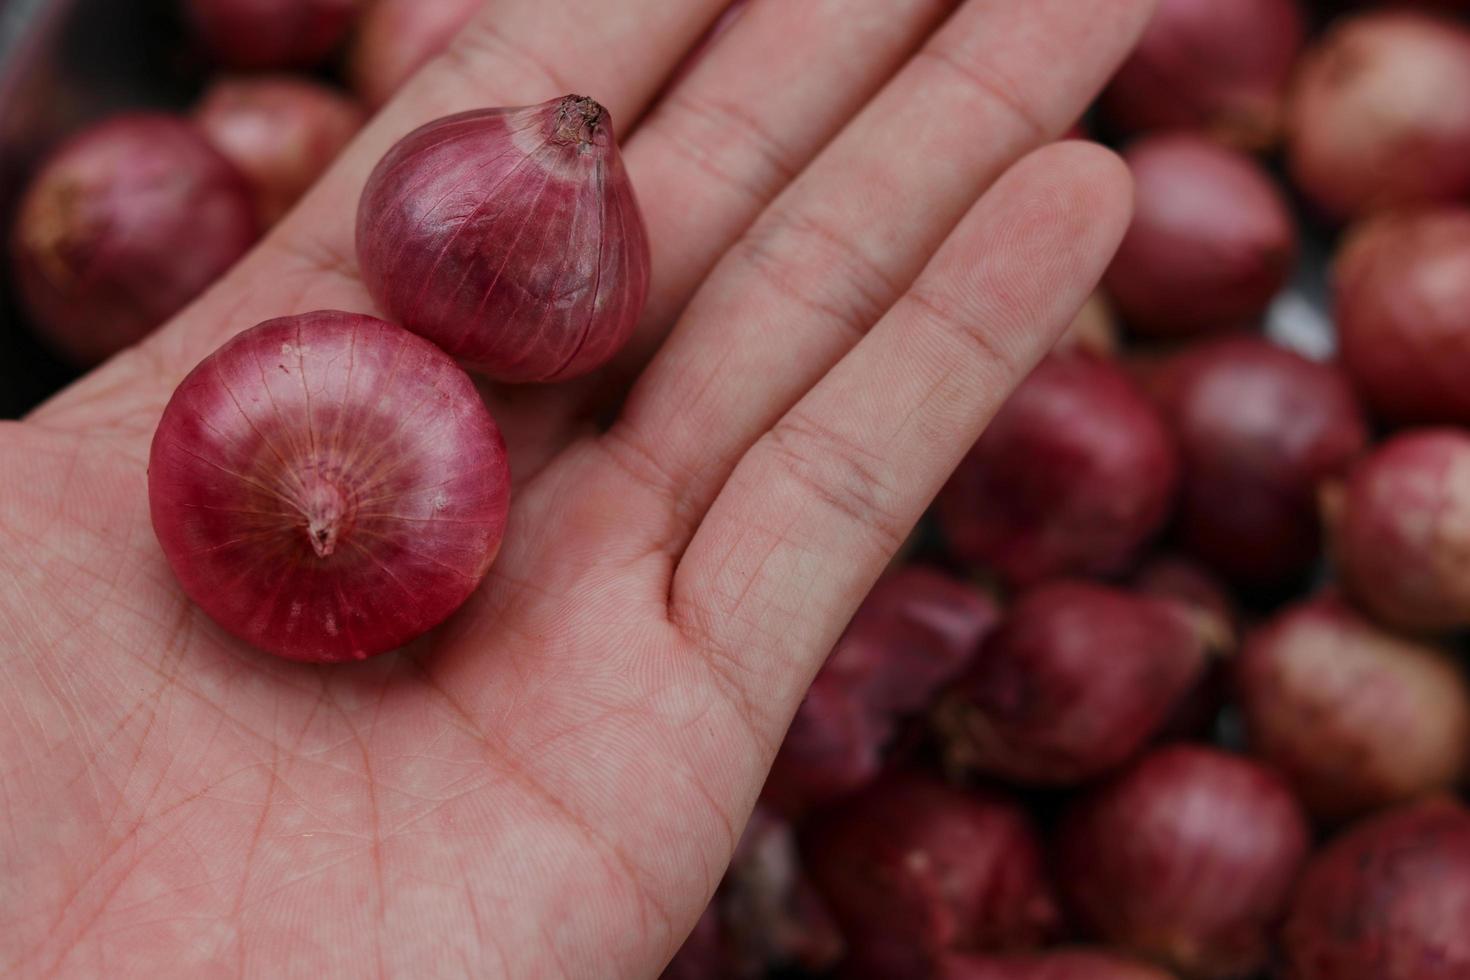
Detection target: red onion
<box><xmin>1287</xmin><ymin>12</ymin><xmax>1470</xmax><ymax>221</ymax></box>
<box><xmin>184</xmin><ymin>0</ymin><xmax>361</xmax><ymax>69</ymax></box>
<box><xmin>195</xmin><ymin>76</ymin><xmax>365</xmax><ymax>227</ymax></box>
<box><xmin>1102</xmin><ymin>0</ymin><xmax>1307</xmax><ymax>149</ymax></box>
<box><xmin>1104</xmin><ymin>136</ymin><xmax>1297</xmax><ymax>339</ymax></box>
<box><xmin>1150</xmin><ymin>336</ymin><xmax>1368</xmax><ymax>590</ymax></box>
<box><xmin>1132</xmin><ymin>554</ymin><xmax>1238</xmax><ymax>634</ymax></box>
<box><xmin>722</xmin><ymin>808</ymin><xmax>843</xmax><ymax>977</ymax></box>
<box><xmin>148</xmin><ymin>311</ymin><xmax>510</xmax><ymax>663</ymax></box>
<box><xmin>937</xmin><ymin>352</ymin><xmax>1180</xmax><ymax>587</ymax></box>
<box><xmin>9</xmin><ymin>113</ymin><xmax>256</xmax><ymax>365</ymax></box>
<box><xmin>356</xmin><ymin>96</ymin><xmax>651</xmax><ymax>383</ymax></box>
<box><xmin>1238</xmin><ymin>596</ymin><xmax>1470</xmax><ymax>822</ymax></box>
<box><xmin>1335</xmin><ymin>208</ymin><xmax>1470</xmax><ymax>424</ymax></box>
<box><xmin>936</xmin><ymin>581</ymin><xmax>1215</xmax><ymax>786</ymax></box>
<box><xmin>937</xmin><ymin>950</ymin><xmax>1178</xmax><ymax>980</ymax></box>
<box><xmin>1283</xmin><ymin>797</ymin><xmax>1470</xmax><ymax>980</ymax></box>
<box><xmin>1326</xmin><ymin>429</ymin><xmax>1470</xmax><ymax>631</ymax></box>
<box><xmin>662</xmin><ymin>904</ymin><xmax>725</xmax><ymax>980</ymax></box>
<box><xmin>803</xmin><ymin>773</ymin><xmax>1058</xmax><ymax>978</ymax></box>
<box><xmin>1055</xmin><ymin>745</ymin><xmax>1311</xmax><ymax>980</ymax></box>
<box><xmin>762</xmin><ymin>567</ymin><xmax>999</xmax><ymax>816</ymax></box>
<box><xmin>348</xmin><ymin>0</ymin><xmax>480</xmax><ymax>108</ymax></box>
<box><xmin>1054</xmin><ymin>293</ymin><xmax>1119</xmax><ymax>357</ymax></box>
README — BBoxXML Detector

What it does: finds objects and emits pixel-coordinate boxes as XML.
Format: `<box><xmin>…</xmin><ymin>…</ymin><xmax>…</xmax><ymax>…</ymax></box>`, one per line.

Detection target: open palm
<box><xmin>0</xmin><ymin>0</ymin><xmax>1152</xmax><ymax>975</ymax></box>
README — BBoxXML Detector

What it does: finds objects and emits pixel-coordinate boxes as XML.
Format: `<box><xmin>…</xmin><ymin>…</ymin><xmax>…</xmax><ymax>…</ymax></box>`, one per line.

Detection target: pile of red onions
<box><xmin>1284</xmin><ymin>798</ymin><xmax>1470</xmax><ymax>979</ymax></box>
<box><xmin>1334</xmin><ymin>207</ymin><xmax>1470</xmax><ymax>424</ymax></box>
<box><xmin>936</xmin><ymin>581</ymin><xmax>1216</xmax><ymax>786</ymax></box>
<box><xmin>183</xmin><ymin>0</ymin><xmax>362</xmax><ymax>69</ymax></box>
<box><xmin>1326</xmin><ymin>429</ymin><xmax>1470</xmax><ymax>631</ymax></box>
<box><xmin>1055</xmin><ymin>745</ymin><xmax>1310</xmax><ymax>979</ymax></box>
<box><xmin>1104</xmin><ymin>135</ymin><xmax>1297</xmax><ymax>339</ymax></box>
<box><xmin>1238</xmin><ymin>596</ymin><xmax>1470</xmax><ymax>821</ymax></box>
<box><xmin>1102</xmin><ymin>0</ymin><xmax>1307</xmax><ymax>148</ymax></box>
<box><xmin>9</xmin><ymin>113</ymin><xmax>256</xmax><ymax>365</ymax></box>
<box><xmin>763</xmin><ymin>567</ymin><xmax>999</xmax><ymax>816</ymax></box>
<box><xmin>348</xmin><ymin>0</ymin><xmax>480</xmax><ymax>107</ymax></box>
<box><xmin>356</xmin><ymin>94</ymin><xmax>651</xmax><ymax>383</ymax></box>
<box><xmin>1287</xmin><ymin>11</ymin><xmax>1470</xmax><ymax>220</ymax></box>
<box><xmin>936</xmin><ymin>352</ymin><xmax>1179</xmax><ymax>587</ymax></box>
<box><xmin>194</xmin><ymin>75</ymin><xmax>365</xmax><ymax>227</ymax></box>
<box><xmin>803</xmin><ymin>772</ymin><xmax>1058</xmax><ymax>978</ymax></box>
<box><xmin>1149</xmin><ymin>335</ymin><xmax>1368</xmax><ymax>590</ymax></box>
<box><xmin>148</xmin><ymin>311</ymin><xmax>510</xmax><ymax>663</ymax></box>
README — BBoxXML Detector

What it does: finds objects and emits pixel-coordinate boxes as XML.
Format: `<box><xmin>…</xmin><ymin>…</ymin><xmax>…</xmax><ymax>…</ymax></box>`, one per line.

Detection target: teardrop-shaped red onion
<box><xmin>148</xmin><ymin>311</ymin><xmax>510</xmax><ymax>663</ymax></box>
<box><xmin>1283</xmin><ymin>797</ymin><xmax>1470</xmax><ymax>980</ymax></box>
<box><xmin>1327</xmin><ymin>429</ymin><xmax>1470</xmax><ymax>631</ymax></box>
<box><xmin>1102</xmin><ymin>0</ymin><xmax>1307</xmax><ymax>149</ymax></box>
<box><xmin>937</xmin><ymin>352</ymin><xmax>1180</xmax><ymax>587</ymax></box>
<box><xmin>184</xmin><ymin>0</ymin><xmax>361</xmax><ymax>70</ymax></box>
<box><xmin>356</xmin><ymin>95</ymin><xmax>651</xmax><ymax>383</ymax></box>
<box><xmin>803</xmin><ymin>772</ymin><xmax>1058</xmax><ymax>979</ymax></box>
<box><xmin>1287</xmin><ymin>11</ymin><xmax>1470</xmax><ymax>221</ymax></box>
<box><xmin>1150</xmin><ymin>335</ymin><xmax>1368</xmax><ymax>591</ymax></box>
<box><xmin>1104</xmin><ymin>136</ymin><xmax>1297</xmax><ymax>339</ymax></box>
<box><xmin>9</xmin><ymin>113</ymin><xmax>257</xmax><ymax>365</ymax></box>
<box><xmin>936</xmin><ymin>581</ymin><xmax>1214</xmax><ymax>786</ymax></box>
<box><xmin>1238</xmin><ymin>596</ymin><xmax>1470</xmax><ymax>822</ymax></box>
<box><xmin>1055</xmin><ymin>745</ymin><xmax>1311</xmax><ymax>980</ymax></box>
<box><xmin>1334</xmin><ymin>208</ymin><xmax>1470</xmax><ymax>425</ymax></box>
<box><xmin>195</xmin><ymin>75</ymin><xmax>365</xmax><ymax>227</ymax></box>
<box><xmin>937</xmin><ymin>950</ymin><xmax>1178</xmax><ymax>980</ymax></box>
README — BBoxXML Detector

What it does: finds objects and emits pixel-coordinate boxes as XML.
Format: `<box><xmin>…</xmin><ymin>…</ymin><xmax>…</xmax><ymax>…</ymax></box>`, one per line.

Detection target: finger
<box><xmin>674</xmin><ymin>141</ymin><xmax>1134</xmax><ymax>710</ymax></box>
<box><xmin>610</xmin><ymin>0</ymin><xmax>1155</xmax><ymax>538</ymax></box>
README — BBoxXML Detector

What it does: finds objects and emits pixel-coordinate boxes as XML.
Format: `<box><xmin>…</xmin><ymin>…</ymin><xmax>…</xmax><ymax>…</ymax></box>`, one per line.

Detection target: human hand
<box><xmin>0</xmin><ymin>0</ymin><xmax>1151</xmax><ymax>975</ymax></box>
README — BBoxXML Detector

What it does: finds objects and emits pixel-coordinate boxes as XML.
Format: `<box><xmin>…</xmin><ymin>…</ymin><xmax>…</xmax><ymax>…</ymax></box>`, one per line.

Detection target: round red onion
<box><xmin>1132</xmin><ymin>554</ymin><xmax>1238</xmax><ymax>634</ymax></box>
<box><xmin>936</xmin><ymin>581</ymin><xmax>1215</xmax><ymax>786</ymax></box>
<box><xmin>148</xmin><ymin>311</ymin><xmax>510</xmax><ymax>663</ymax></box>
<box><xmin>9</xmin><ymin>113</ymin><xmax>256</xmax><ymax>365</ymax></box>
<box><xmin>936</xmin><ymin>950</ymin><xmax>1177</xmax><ymax>980</ymax></box>
<box><xmin>195</xmin><ymin>76</ymin><xmax>365</xmax><ymax>227</ymax></box>
<box><xmin>1287</xmin><ymin>12</ymin><xmax>1470</xmax><ymax>221</ymax></box>
<box><xmin>1283</xmin><ymin>797</ymin><xmax>1470</xmax><ymax>980</ymax></box>
<box><xmin>1335</xmin><ymin>208</ymin><xmax>1470</xmax><ymax>424</ymax></box>
<box><xmin>1102</xmin><ymin>0</ymin><xmax>1307</xmax><ymax>149</ymax></box>
<box><xmin>937</xmin><ymin>352</ymin><xmax>1180</xmax><ymax>587</ymax></box>
<box><xmin>356</xmin><ymin>96</ymin><xmax>651</xmax><ymax>383</ymax></box>
<box><xmin>762</xmin><ymin>567</ymin><xmax>999</xmax><ymax>816</ymax></box>
<box><xmin>1326</xmin><ymin>429</ymin><xmax>1470</xmax><ymax>631</ymax></box>
<box><xmin>1104</xmin><ymin>136</ymin><xmax>1297</xmax><ymax>339</ymax></box>
<box><xmin>1150</xmin><ymin>335</ymin><xmax>1368</xmax><ymax>590</ymax></box>
<box><xmin>348</xmin><ymin>0</ymin><xmax>480</xmax><ymax>108</ymax></box>
<box><xmin>184</xmin><ymin>0</ymin><xmax>361</xmax><ymax>69</ymax></box>
<box><xmin>1055</xmin><ymin>745</ymin><xmax>1311</xmax><ymax>980</ymax></box>
<box><xmin>803</xmin><ymin>773</ymin><xmax>1058</xmax><ymax>978</ymax></box>
<box><xmin>1238</xmin><ymin>596</ymin><xmax>1470</xmax><ymax>822</ymax></box>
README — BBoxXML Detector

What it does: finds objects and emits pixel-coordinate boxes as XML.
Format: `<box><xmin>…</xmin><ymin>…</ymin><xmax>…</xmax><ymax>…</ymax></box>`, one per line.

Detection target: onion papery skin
<box><xmin>1105</xmin><ymin>136</ymin><xmax>1297</xmax><ymax>339</ymax></box>
<box><xmin>148</xmin><ymin>311</ymin><xmax>510</xmax><ymax>663</ymax></box>
<box><xmin>762</xmin><ymin>567</ymin><xmax>999</xmax><ymax>816</ymax></box>
<box><xmin>937</xmin><ymin>352</ymin><xmax>1180</xmax><ymax>587</ymax></box>
<box><xmin>1328</xmin><ymin>429</ymin><xmax>1470</xmax><ymax>631</ymax></box>
<box><xmin>937</xmin><ymin>950</ymin><xmax>1178</xmax><ymax>980</ymax></box>
<box><xmin>1335</xmin><ymin>208</ymin><xmax>1470</xmax><ymax>425</ymax></box>
<box><xmin>1055</xmin><ymin>745</ymin><xmax>1311</xmax><ymax>980</ymax></box>
<box><xmin>1102</xmin><ymin>0</ymin><xmax>1307</xmax><ymax>149</ymax></box>
<box><xmin>803</xmin><ymin>773</ymin><xmax>1058</xmax><ymax>979</ymax></box>
<box><xmin>937</xmin><ymin>581</ymin><xmax>1211</xmax><ymax>786</ymax></box>
<box><xmin>356</xmin><ymin>96</ymin><xmax>651</xmax><ymax>383</ymax></box>
<box><xmin>195</xmin><ymin>75</ymin><xmax>365</xmax><ymax>227</ymax></box>
<box><xmin>1238</xmin><ymin>596</ymin><xmax>1470</xmax><ymax>822</ymax></box>
<box><xmin>184</xmin><ymin>0</ymin><xmax>361</xmax><ymax>70</ymax></box>
<box><xmin>1287</xmin><ymin>12</ymin><xmax>1470</xmax><ymax>221</ymax></box>
<box><xmin>348</xmin><ymin>0</ymin><xmax>481</xmax><ymax>109</ymax></box>
<box><xmin>10</xmin><ymin>113</ymin><xmax>256</xmax><ymax>365</ymax></box>
<box><xmin>1151</xmin><ymin>335</ymin><xmax>1368</xmax><ymax>590</ymax></box>
<box><xmin>1283</xmin><ymin>798</ymin><xmax>1470</xmax><ymax>980</ymax></box>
